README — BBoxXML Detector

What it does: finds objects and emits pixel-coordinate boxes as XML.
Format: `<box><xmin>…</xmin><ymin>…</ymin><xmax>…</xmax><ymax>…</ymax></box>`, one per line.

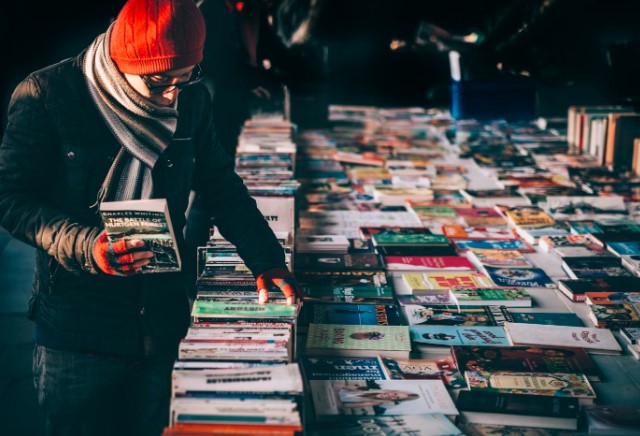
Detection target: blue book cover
<box><xmin>453</xmin><ymin>239</ymin><xmax>534</xmax><ymax>252</ymax></box>
<box><xmin>299</xmin><ymin>356</ymin><xmax>387</xmax><ymax>380</ymax></box>
<box><xmin>302</xmin><ymin>302</ymin><xmax>404</xmax><ymax>326</ymax></box>
<box><xmin>409</xmin><ymin>325</ymin><xmax>510</xmax><ymax>347</ymax></box>
<box><xmin>608</xmin><ymin>241</ymin><xmax>640</xmax><ymax>256</ymax></box>
<box><xmin>484</xmin><ymin>265</ymin><xmax>556</xmax><ymax>288</ymax></box>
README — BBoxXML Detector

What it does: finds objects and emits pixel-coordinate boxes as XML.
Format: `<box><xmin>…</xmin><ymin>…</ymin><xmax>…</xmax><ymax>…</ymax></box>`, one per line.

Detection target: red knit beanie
<box><xmin>110</xmin><ymin>0</ymin><xmax>206</xmax><ymax>75</ymax></box>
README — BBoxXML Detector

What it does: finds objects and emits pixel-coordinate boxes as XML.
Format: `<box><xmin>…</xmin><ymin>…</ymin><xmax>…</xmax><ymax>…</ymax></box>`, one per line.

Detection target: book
<box><xmin>580</xmin><ymin>405</ymin><xmax>640</xmax><ymax>435</ymax></box>
<box><xmin>464</xmin><ymin>371</ymin><xmax>596</xmax><ymax>404</ymax></box>
<box><xmin>620</xmin><ymin>326</ymin><xmax>640</xmax><ymax>344</ymax></box>
<box><xmin>561</xmin><ymin>256</ymin><xmax>633</xmax><ymax>279</ymax></box>
<box><xmin>294</xmin><ymin>253</ymin><xmax>383</xmax><ymax>271</ymax></box>
<box><xmin>621</xmin><ymin>255</ymin><xmax>640</xmax><ymax>276</ymax></box>
<box><xmin>402</xmin><ymin>272</ymin><xmax>493</xmax><ymax>293</ymax></box>
<box><xmin>401</xmin><ymin>305</ymin><xmax>499</xmax><ymax>326</ymax></box>
<box><xmin>302</xmin><ymin>285</ymin><xmax>394</xmax><ymax>304</ymax></box>
<box><xmin>99</xmin><ymin>198</ymin><xmax>181</xmax><ymax>273</ymax></box>
<box><xmin>191</xmin><ymin>300</ymin><xmax>298</xmax><ymax>321</ymax></box>
<box><xmin>456</xmin><ymin>390</ymin><xmax>580</xmax><ymax>430</ymax></box>
<box><xmin>378</xmin><ymin>356</ymin><xmax>466</xmax><ymax>389</ymax></box>
<box><xmin>309</xmin><ymin>379</ymin><xmax>458</xmax><ymax>421</ymax></box>
<box><xmin>298</xmin><ymin>356</ymin><xmax>387</xmax><ymax>380</ymax></box>
<box><xmin>305</xmin><ymin>324</ymin><xmax>412</xmax><ymax>358</ymax></box>
<box><xmin>442</xmin><ymin>225</ymin><xmax>519</xmax><ymax>240</ymax></box>
<box><xmin>508</xmin><ymin>311</ymin><xmax>584</xmax><ymax>327</ymax></box>
<box><xmin>382</xmin><ymin>255</ymin><xmax>475</xmax><ymax>274</ymax></box>
<box><xmin>459</xmin><ymin>423</ymin><xmax>574</xmax><ymax>436</ymax></box>
<box><xmin>452</xmin><ymin>238</ymin><xmax>535</xmax><ymax>252</ymax></box>
<box><xmin>516</xmin><ymin>225</ymin><xmax>570</xmax><ymax>246</ymax></box>
<box><xmin>409</xmin><ymin>325</ymin><xmax>511</xmax><ymax>348</ymax></box>
<box><xmin>299</xmin><ymin>302</ymin><xmax>404</xmax><ymax>327</ymax></box>
<box><xmin>483</xmin><ymin>266</ymin><xmax>556</xmax><ymax>288</ymax></box>
<box><xmin>500</xmin><ymin>205</ymin><xmax>557</xmax><ymax>229</ymax></box>
<box><xmin>538</xmin><ymin>234</ymin><xmax>591</xmax><ymax>252</ymax></box>
<box><xmin>587</xmin><ymin>303</ymin><xmax>640</xmax><ymax>329</ymax></box>
<box><xmin>454</xmin><ymin>207</ymin><xmax>507</xmax><ymax>226</ymax></box>
<box><xmin>556</xmin><ymin>277</ymin><xmax>640</xmax><ymax>302</ymax></box>
<box><xmin>306</xmin><ymin>414</ymin><xmax>464</xmax><ymax>436</ymax></box>
<box><xmin>467</xmin><ymin>248</ymin><xmax>534</xmax><ymax>268</ymax></box>
<box><xmin>585</xmin><ymin>291</ymin><xmax>640</xmax><ymax>305</ymax></box>
<box><xmin>503</xmin><ymin>322</ymin><xmax>622</xmax><ymax>355</ymax></box>
<box><xmin>441</xmin><ymin>288</ymin><xmax>532</xmax><ymax>307</ymax></box>
<box><xmin>451</xmin><ymin>345</ymin><xmax>601</xmax><ymax>382</ymax></box>
<box><xmin>606</xmin><ymin>240</ymin><xmax>640</xmax><ymax>256</ymax></box>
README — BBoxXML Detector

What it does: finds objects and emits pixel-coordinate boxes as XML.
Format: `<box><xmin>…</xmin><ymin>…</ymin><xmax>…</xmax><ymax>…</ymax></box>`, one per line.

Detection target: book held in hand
<box><xmin>99</xmin><ymin>198</ymin><xmax>181</xmax><ymax>273</ymax></box>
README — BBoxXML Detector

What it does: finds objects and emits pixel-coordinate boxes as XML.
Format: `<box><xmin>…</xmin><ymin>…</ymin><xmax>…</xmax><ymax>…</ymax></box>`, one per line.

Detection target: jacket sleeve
<box><xmin>192</xmin><ymin>100</ymin><xmax>287</xmax><ymax>277</ymax></box>
<box><xmin>0</xmin><ymin>76</ymin><xmax>101</xmax><ymax>274</ymax></box>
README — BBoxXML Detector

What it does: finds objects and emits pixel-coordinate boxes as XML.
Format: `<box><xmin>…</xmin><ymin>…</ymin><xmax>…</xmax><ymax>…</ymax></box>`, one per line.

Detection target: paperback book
<box><xmin>401</xmin><ymin>305</ymin><xmax>499</xmax><ymax>326</ymax></box>
<box><xmin>306</xmin><ymin>414</ymin><xmax>464</xmax><ymax>436</ymax></box>
<box><xmin>305</xmin><ymin>324</ymin><xmax>412</xmax><ymax>358</ymax></box>
<box><xmin>409</xmin><ymin>325</ymin><xmax>510</xmax><ymax>348</ymax></box>
<box><xmin>556</xmin><ymin>276</ymin><xmax>640</xmax><ymax>302</ymax></box>
<box><xmin>378</xmin><ymin>356</ymin><xmax>466</xmax><ymax>389</ymax></box>
<box><xmin>299</xmin><ymin>302</ymin><xmax>404</xmax><ymax>328</ymax></box>
<box><xmin>561</xmin><ymin>256</ymin><xmax>633</xmax><ymax>279</ymax></box>
<box><xmin>298</xmin><ymin>356</ymin><xmax>387</xmax><ymax>380</ymax></box>
<box><xmin>483</xmin><ymin>265</ymin><xmax>556</xmax><ymax>288</ymax></box>
<box><xmin>402</xmin><ymin>272</ymin><xmax>493</xmax><ymax>293</ymax></box>
<box><xmin>99</xmin><ymin>198</ymin><xmax>181</xmax><ymax>273</ymax></box>
<box><xmin>309</xmin><ymin>379</ymin><xmax>458</xmax><ymax>421</ymax></box>
<box><xmin>587</xmin><ymin>303</ymin><xmax>640</xmax><ymax>329</ymax></box>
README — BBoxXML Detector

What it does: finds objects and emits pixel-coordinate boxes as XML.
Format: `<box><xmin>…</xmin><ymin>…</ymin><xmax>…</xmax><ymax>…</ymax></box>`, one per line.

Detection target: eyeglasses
<box><xmin>140</xmin><ymin>64</ymin><xmax>204</xmax><ymax>95</ymax></box>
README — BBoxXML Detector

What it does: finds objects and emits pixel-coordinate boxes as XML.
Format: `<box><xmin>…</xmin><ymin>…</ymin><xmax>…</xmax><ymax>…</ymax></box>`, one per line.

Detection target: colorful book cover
<box><xmin>467</xmin><ymin>248</ymin><xmax>534</xmax><ymax>268</ymax></box>
<box><xmin>371</xmin><ymin>233</ymin><xmax>450</xmax><ymax>246</ymax></box>
<box><xmin>483</xmin><ymin>266</ymin><xmax>556</xmax><ymax>288</ymax></box>
<box><xmin>309</xmin><ymin>379</ymin><xmax>458</xmax><ymax>420</ymax></box>
<box><xmin>453</xmin><ymin>238</ymin><xmax>535</xmax><ymax>252</ymax></box>
<box><xmin>585</xmin><ymin>291</ymin><xmax>640</xmax><ymax>305</ymax></box>
<box><xmin>301</xmin><ymin>303</ymin><xmax>404</xmax><ymax>326</ymax></box>
<box><xmin>566</xmin><ymin>220</ymin><xmax>603</xmax><ymax>234</ymax></box>
<box><xmin>409</xmin><ymin>325</ymin><xmax>510</xmax><ymax>347</ymax></box>
<box><xmin>191</xmin><ymin>301</ymin><xmax>298</xmax><ymax>319</ymax></box>
<box><xmin>502</xmin><ymin>205</ymin><xmax>557</xmax><ymax>228</ymax></box>
<box><xmin>306</xmin><ymin>324</ymin><xmax>411</xmax><ymax>356</ymax></box>
<box><xmin>607</xmin><ymin>241</ymin><xmax>640</xmax><ymax>256</ymax></box>
<box><xmin>303</xmin><ymin>285</ymin><xmax>393</xmax><ymax>300</ymax></box>
<box><xmin>402</xmin><ymin>305</ymin><xmax>497</xmax><ymax>326</ymax></box>
<box><xmin>442</xmin><ymin>225</ymin><xmax>518</xmax><ymax>240</ymax></box>
<box><xmin>539</xmin><ymin>234</ymin><xmax>591</xmax><ymax>251</ymax></box>
<box><xmin>383</xmin><ymin>255</ymin><xmax>475</xmax><ymax>271</ymax></box>
<box><xmin>464</xmin><ymin>371</ymin><xmax>596</xmax><ymax>401</ymax></box>
<box><xmin>451</xmin><ymin>345</ymin><xmax>601</xmax><ymax>382</ymax></box>
<box><xmin>454</xmin><ymin>207</ymin><xmax>507</xmax><ymax>226</ymax></box>
<box><xmin>378</xmin><ymin>356</ymin><xmax>466</xmax><ymax>389</ymax></box>
<box><xmin>299</xmin><ymin>356</ymin><xmax>387</xmax><ymax>380</ymax></box>
<box><xmin>298</xmin><ymin>270</ymin><xmax>389</xmax><ymax>287</ymax></box>
<box><xmin>402</xmin><ymin>272</ymin><xmax>493</xmax><ymax>292</ymax></box>
<box><xmin>588</xmin><ymin>303</ymin><xmax>640</xmax><ymax>329</ymax></box>
<box><xmin>449</xmin><ymin>288</ymin><xmax>533</xmax><ymax>307</ymax></box>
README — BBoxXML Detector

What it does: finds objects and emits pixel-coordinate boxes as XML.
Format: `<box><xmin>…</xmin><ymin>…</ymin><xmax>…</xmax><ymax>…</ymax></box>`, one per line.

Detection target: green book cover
<box><xmin>372</xmin><ymin>234</ymin><xmax>450</xmax><ymax>246</ymax></box>
<box><xmin>306</xmin><ymin>324</ymin><xmax>411</xmax><ymax>353</ymax></box>
<box><xmin>191</xmin><ymin>300</ymin><xmax>298</xmax><ymax>318</ymax></box>
<box><xmin>303</xmin><ymin>285</ymin><xmax>394</xmax><ymax>299</ymax></box>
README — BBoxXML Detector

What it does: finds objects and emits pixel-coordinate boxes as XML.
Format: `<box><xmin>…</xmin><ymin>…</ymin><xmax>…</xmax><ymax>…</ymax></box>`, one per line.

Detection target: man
<box><xmin>0</xmin><ymin>0</ymin><xmax>299</xmax><ymax>434</ymax></box>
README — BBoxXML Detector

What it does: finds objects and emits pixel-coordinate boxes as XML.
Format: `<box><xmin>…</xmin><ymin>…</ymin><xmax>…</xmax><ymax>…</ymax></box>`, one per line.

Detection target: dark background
<box><xmin>2</xmin><ymin>0</ymin><xmax>640</xmax><ymax>130</ymax></box>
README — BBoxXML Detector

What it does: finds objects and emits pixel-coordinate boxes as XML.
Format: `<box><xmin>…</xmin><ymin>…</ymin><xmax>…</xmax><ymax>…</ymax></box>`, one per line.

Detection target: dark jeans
<box><xmin>33</xmin><ymin>345</ymin><xmax>175</xmax><ymax>436</ymax></box>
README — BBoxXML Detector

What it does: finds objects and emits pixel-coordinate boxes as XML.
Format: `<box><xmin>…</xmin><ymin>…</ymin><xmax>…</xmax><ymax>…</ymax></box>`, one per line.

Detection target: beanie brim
<box><xmin>112</xmin><ymin>51</ymin><xmax>204</xmax><ymax>75</ymax></box>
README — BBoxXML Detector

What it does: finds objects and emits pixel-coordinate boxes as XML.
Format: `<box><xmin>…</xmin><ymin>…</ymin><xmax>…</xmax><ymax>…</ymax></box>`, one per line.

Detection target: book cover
<box><xmin>302</xmin><ymin>285</ymin><xmax>394</xmax><ymax>301</ymax></box>
<box><xmin>442</xmin><ymin>225</ymin><xmax>518</xmax><ymax>240</ymax></box>
<box><xmin>298</xmin><ymin>270</ymin><xmax>389</xmax><ymax>287</ymax></box>
<box><xmin>191</xmin><ymin>300</ymin><xmax>298</xmax><ymax>320</ymax></box>
<box><xmin>451</xmin><ymin>345</ymin><xmax>601</xmax><ymax>382</ymax></box>
<box><xmin>300</xmin><ymin>302</ymin><xmax>404</xmax><ymax>327</ymax></box>
<box><xmin>309</xmin><ymin>379</ymin><xmax>458</xmax><ymax>420</ymax></box>
<box><xmin>305</xmin><ymin>324</ymin><xmax>411</xmax><ymax>358</ymax></box>
<box><xmin>454</xmin><ymin>207</ymin><xmax>507</xmax><ymax>226</ymax></box>
<box><xmin>459</xmin><ymin>423</ymin><xmax>574</xmax><ymax>436</ymax></box>
<box><xmin>557</xmin><ymin>277</ymin><xmax>640</xmax><ymax>302</ymax></box>
<box><xmin>99</xmin><ymin>198</ymin><xmax>181</xmax><ymax>273</ymax></box>
<box><xmin>501</xmin><ymin>205</ymin><xmax>556</xmax><ymax>229</ymax></box>
<box><xmin>503</xmin><ymin>322</ymin><xmax>622</xmax><ymax>354</ymax></box>
<box><xmin>509</xmin><ymin>311</ymin><xmax>584</xmax><ymax>327</ymax></box>
<box><xmin>467</xmin><ymin>248</ymin><xmax>534</xmax><ymax>268</ymax></box>
<box><xmin>561</xmin><ymin>256</ymin><xmax>633</xmax><ymax>279</ymax></box>
<box><xmin>453</xmin><ymin>238</ymin><xmax>535</xmax><ymax>252</ymax></box>
<box><xmin>295</xmin><ymin>253</ymin><xmax>383</xmax><ymax>271</ymax></box>
<box><xmin>587</xmin><ymin>303</ymin><xmax>640</xmax><ymax>329</ymax></box>
<box><xmin>383</xmin><ymin>255</ymin><xmax>475</xmax><ymax>271</ymax></box>
<box><xmin>306</xmin><ymin>414</ymin><xmax>464</xmax><ymax>436</ymax></box>
<box><xmin>448</xmin><ymin>288</ymin><xmax>533</xmax><ymax>307</ymax></box>
<box><xmin>483</xmin><ymin>266</ymin><xmax>556</xmax><ymax>288</ymax></box>
<box><xmin>371</xmin><ymin>233</ymin><xmax>450</xmax><ymax>246</ymax></box>
<box><xmin>378</xmin><ymin>356</ymin><xmax>466</xmax><ymax>389</ymax></box>
<box><xmin>402</xmin><ymin>305</ymin><xmax>497</xmax><ymax>326</ymax></box>
<box><xmin>402</xmin><ymin>272</ymin><xmax>493</xmax><ymax>292</ymax></box>
<box><xmin>464</xmin><ymin>371</ymin><xmax>596</xmax><ymax>403</ymax></box>
<box><xmin>409</xmin><ymin>325</ymin><xmax>510</xmax><ymax>347</ymax></box>
<box><xmin>539</xmin><ymin>234</ymin><xmax>591</xmax><ymax>252</ymax></box>
<box><xmin>456</xmin><ymin>390</ymin><xmax>580</xmax><ymax>430</ymax></box>
<box><xmin>585</xmin><ymin>291</ymin><xmax>640</xmax><ymax>305</ymax></box>
<box><xmin>607</xmin><ymin>240</ymin><xmax>640</xmax><ymax>256</ymax></box>
<box><xmin>621</xmin><ymin>326</ymin><xmax>640</xmax><ymax>344</ymax></box>
<box><xmin>298</xmin><ymin>356</ymin><xmax>387</xmax><ymax>380</ymax></box>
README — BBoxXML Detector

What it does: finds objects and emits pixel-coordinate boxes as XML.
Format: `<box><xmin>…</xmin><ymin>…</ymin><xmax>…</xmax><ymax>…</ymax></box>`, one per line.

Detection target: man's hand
<box><xmin>92</xmin><ymin>232</ymin><xmax>154</xmax><ymax>276</ymax></box>
<box><xmin>256</xmin><ymin>267</ymin><xmax>302</xmax><ymax>305</ymax></box>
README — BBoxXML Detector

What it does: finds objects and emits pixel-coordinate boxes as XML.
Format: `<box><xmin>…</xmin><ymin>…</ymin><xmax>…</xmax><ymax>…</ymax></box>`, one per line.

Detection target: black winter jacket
<box><xmin>0</xmin><ymin>52</ymin><xmax>286</xmax><ymax>357</ymax></box>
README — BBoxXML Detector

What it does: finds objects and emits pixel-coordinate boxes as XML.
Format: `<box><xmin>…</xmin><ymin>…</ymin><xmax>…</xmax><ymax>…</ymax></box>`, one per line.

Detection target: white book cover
<box><xmin>172</xmin><ymin>363</ymin><xmax>303</xmax><ymax>396</ymax></box>
<box><xmin>309</xmin><ymin>379</ymin><xmax>458</xmax><ymax>420</ymax></box>
<box><xmin>504</xmin><ymin>322</ymin><xmax>622</xmax><ymax>354</ymax></box>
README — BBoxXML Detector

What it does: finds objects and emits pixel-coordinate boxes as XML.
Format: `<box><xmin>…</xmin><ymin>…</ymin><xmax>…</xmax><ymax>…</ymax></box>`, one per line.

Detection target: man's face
<box><xmin>124</xmin><ymin>65</ymin><xmax>200</xmax><ymax>107</ymax></box>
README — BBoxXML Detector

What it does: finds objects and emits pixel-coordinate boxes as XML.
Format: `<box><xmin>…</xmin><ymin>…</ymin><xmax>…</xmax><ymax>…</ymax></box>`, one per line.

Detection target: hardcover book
<box><xmin>99</xmin><ymin>198</ymin><xmax>181</xmax><ymax>273</ymax></box>
<box><xmin>298</xmin><ymin>356</ymin><xmax>387</xmax><ymax>380</ymax></box>
<box><xmin>305</xmin><ymin>324</ymin><xmax>411</xmax><ymax>358</ymax></box>
<box><xmin>456</xmin><ymin>390</ymin><xmax>580</xmax><ymax>430</ymax></box>
<box><xmin>503</xmin><ymin>322</ymin><xmax>622</xmax><ymax>354</ymax></box>
<box><xmin>451</xmin><ymin>345</ymin><xmax>601</xmax><ymax>382</ymax></box>
<box><xmin>556</xmin><ymin>277</ymin><xmax>640</xmax><ymax>302</ymax></box>
<box><xmin>464</xmin><ymin>371</ymin><xmax>596</xmax><ymax>403</ymax></box>
<box><xmin>309</xmin><ymin>379</ymin><xmax>458</xmax><ymax>421</ymax></box>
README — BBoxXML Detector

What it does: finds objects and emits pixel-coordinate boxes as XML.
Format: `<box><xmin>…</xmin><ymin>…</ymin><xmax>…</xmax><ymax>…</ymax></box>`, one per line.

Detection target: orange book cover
<box><xmin>165</xmin><ymin>423</ymin><xmax>301</xmax><ymax>435</ymax></box>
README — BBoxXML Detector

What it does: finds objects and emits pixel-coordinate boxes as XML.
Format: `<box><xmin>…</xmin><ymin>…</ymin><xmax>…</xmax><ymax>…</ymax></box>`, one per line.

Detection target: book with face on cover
<box><xmin>378</xmin><ymin>355</ymin><xmax>466</xmax><ymax>389</ymax></box>
<box><xmin>309</xmin><ymin>379</ymin><xmax>459</xmax><ymax>421</ymax></box>
<box><xmin>99</xmin><ymin>198</ymin><xmax>181</xmax><ymax>273</ymax></box>
<box><xmin>503</xmin><ymin>322</ymin><xmax>622</xmax><ymax>355</ymax></box>
<box><xmin>298</xmin><ymin>356</ymin><xmax>388</xmax><ymax>380</ymax></box>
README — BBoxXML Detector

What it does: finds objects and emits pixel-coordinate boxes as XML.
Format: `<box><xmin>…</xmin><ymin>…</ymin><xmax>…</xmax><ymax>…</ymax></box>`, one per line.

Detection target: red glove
<box><xmin>92</xmin><ymin>232</ymin><xmax>154</xmax><ymax>276</ymax></box>
<box><xmin>256</xmin><ymin>267</ymin><xmax>302</xmax><ymax>305</ymax></box>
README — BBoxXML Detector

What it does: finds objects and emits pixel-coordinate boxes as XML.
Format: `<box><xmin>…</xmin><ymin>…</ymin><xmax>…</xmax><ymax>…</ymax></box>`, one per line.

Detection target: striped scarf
<box><xmin>83</xmin><ymin>23</ymin><xmax>178</xmax><ymax>203</ymax></box>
